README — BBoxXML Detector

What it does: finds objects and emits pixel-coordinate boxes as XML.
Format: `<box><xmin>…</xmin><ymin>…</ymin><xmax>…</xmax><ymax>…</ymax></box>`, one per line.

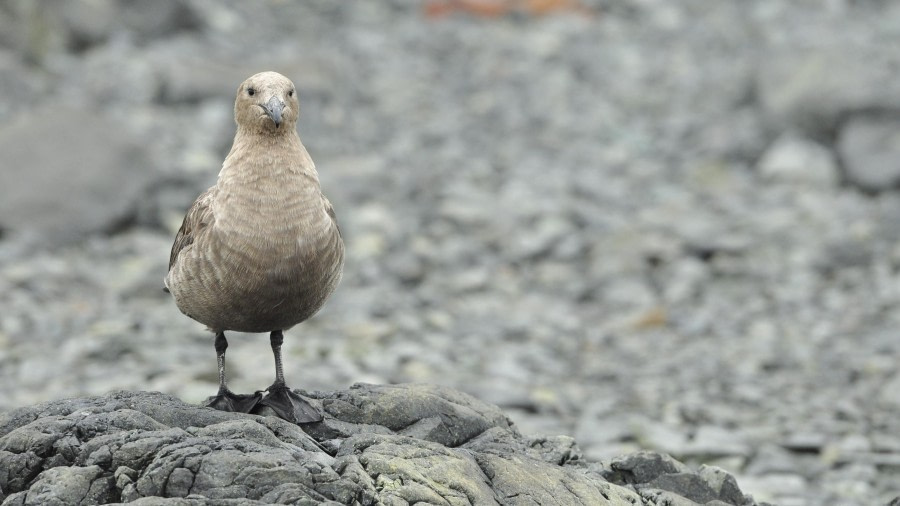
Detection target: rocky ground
<box><xmin>0</xmin><ymin>1</ymin><xmax>899</xmax><ymax>504</ymax></box>
<box><xmin>0</xmin><ymin>384</ymin><xmax>759</xmax><ymax>505</ymax></box>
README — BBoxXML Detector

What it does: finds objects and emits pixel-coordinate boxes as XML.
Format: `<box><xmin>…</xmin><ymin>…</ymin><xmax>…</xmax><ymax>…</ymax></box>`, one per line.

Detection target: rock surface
<box><xmin>0</xmin><ymin>384</ymin><xmax>758</xmax><ymax>505</ymax></box>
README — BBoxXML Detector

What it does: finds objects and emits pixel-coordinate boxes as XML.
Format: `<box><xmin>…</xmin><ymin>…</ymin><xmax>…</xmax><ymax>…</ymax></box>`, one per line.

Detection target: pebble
<box><xmin>757</xmin><ymin>134</ymin><xmax>840</xmax><ymax>187</ymax></box>
<box><xmin>838</xmin><ymin>116</ymin><xmax>900</xmax><ymax>192</ymax></box>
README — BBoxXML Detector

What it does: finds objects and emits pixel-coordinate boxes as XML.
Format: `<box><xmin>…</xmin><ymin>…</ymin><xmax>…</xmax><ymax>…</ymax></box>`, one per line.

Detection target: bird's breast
<box><xmin>175</xmin><ymin>202</ymin><xmax>343</xmax><ymax>332</ymax></box>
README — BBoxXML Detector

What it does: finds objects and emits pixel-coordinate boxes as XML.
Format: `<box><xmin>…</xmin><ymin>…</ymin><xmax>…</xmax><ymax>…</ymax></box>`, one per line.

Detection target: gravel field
<box><xmin>1</xmin><ymin>1</ymin><xmax>899</xmax><ymax>504</ymax></box>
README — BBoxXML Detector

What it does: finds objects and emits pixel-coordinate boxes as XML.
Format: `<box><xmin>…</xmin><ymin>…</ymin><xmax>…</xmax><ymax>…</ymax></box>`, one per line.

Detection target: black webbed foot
<box><xmin>204</xmin><ymin>389</ymin><xmax>263</xmax><ymax>414</ymax></box>
<box><xmin>256</xmin><ymin>384</ymin><xmax>323</xmax><ymax>424</ymax></box>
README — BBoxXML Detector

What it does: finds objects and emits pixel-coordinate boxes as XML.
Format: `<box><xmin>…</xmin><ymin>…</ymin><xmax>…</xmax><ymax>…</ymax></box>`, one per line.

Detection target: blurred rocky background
<box><xmin>0</xmin><ymin>1</ymin><xmax>898</xmax><ymax>504</ymax></box>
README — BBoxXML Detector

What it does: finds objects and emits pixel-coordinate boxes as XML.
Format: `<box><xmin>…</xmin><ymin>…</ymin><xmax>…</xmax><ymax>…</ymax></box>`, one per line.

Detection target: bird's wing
<box><xmin>169</xmin><ymin>186</ymin><xmax>216</xmax><ymax>271</ymax></box>
<box><xmin>324</xmin><ymin>195</ymin><xmax>342</xmax><ymax>238</ymax></box>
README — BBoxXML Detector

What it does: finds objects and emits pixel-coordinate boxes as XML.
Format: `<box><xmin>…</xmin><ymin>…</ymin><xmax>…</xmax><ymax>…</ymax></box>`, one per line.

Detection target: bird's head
<box><xmin>234</xmin><ymin>71</ymin><xmax>299</xmax><ymax>134</ymax></box>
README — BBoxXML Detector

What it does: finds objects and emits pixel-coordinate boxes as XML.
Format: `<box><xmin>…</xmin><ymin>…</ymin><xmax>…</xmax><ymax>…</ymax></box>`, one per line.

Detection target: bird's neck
<box><xmin>213</xmin><ymin>129</ymin><xmax>323</xmax><ymax>231</ymax></box>
<box><xmin>220</xmin><ymin>129</ymin><xmax>318</xmax><ymax>184</ymax></box>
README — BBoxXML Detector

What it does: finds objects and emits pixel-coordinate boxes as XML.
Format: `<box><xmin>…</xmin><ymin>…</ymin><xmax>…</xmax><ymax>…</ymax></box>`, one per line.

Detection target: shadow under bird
<box><xmin>165</xmin><ymin>71</ymin><xmax>344</xmax><ymax>424</ymax></box>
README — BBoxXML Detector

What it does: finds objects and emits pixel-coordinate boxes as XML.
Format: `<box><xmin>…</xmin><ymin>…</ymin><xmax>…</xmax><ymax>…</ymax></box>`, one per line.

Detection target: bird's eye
<box><xmin>288</xmin><ymin>89</ymin><xmax>294</xmax><ymax>97</ymax></box>
<box><xmin>247</xmin><ymin>87</ymin><xmax>255</xmax><ymax>96</ymax></box>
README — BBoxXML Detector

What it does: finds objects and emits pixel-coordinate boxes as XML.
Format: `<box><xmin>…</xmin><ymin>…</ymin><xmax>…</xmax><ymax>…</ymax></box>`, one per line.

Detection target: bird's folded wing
<box><xmin>169</xmin><ymin>186</ymin><xmax>217</xmax><ymax>271</ymax></box>
<box><xmin>323</xmin><ymin>196</ymin><xmax>342</xmax><ymax>238</ymax></box>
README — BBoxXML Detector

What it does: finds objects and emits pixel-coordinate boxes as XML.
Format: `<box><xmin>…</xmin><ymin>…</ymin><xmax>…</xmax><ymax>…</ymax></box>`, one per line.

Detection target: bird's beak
<box><xmin>262</xmin><ymin>96</ymin><xmax>284</xmax><ymax>128</ymax></box>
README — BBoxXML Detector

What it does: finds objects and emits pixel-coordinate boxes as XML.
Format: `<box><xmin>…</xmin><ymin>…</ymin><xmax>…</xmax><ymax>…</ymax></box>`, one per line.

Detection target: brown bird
<box><xmin>165</xmin><ymin>71</ymin><xmax>344</xmax><ymax>424</ymax></box>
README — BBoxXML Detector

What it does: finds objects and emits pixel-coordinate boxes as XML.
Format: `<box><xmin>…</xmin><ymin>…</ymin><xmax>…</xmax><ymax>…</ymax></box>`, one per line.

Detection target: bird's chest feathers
<box><xmin>213</xmin><ymin>179</ymin><xmax>331</xmax><ymax>260</ymax></box>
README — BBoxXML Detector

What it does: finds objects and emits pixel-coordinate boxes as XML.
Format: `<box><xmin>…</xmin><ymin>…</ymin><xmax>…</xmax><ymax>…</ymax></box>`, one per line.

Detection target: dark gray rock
<box><xmin>0</xmin><ymin>384</ymin><xmax>759</xmax><ymax>505</ymax></box>
<box><xmin>0</xmin><ymin>105</ymin><xmax>156</xmax><ymax>248</ymax></box>
<box><xmin>596</xmin><ymin>452</ymin><xmax>756</xmax><ymax>505</ymax></box>
<box><xmin>598</xmin><ymin>451</ymin><xmax>690</xmax><ymax>485</ymax></box>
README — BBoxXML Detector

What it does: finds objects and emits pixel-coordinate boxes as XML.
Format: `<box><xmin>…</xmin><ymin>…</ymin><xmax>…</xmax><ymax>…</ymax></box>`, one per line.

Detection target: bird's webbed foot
<box><xmin>256</xmin><ymin>383</ymin><xmax>323</xmax><ymax>424</ymax></box>
<box><xmin>204</xmin><ymin>388</ymin><xmax>263</xmax><ymax>414</ymax></box>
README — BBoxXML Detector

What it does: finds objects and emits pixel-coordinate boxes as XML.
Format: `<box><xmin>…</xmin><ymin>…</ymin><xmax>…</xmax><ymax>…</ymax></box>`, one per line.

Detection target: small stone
<box><xmin>385</xmin><ymin>250</ymin><xmax>426</xmax><ymax>285</ymax></box>
<box><xmin>757</xmin><ymin>134</ymin><xmax>839</xmax><ymax>186</ymax></box>
<box><xmin>838</xmin><ymin>116</ymin><xmax>900</xmax><ymax>192</ymax></box>
<box><xmin>876</xmin><ymin>373</ymin><xmax>900</xmax><ymax>410</ymax></box>
<box><xmin>782</xmin><ymin>432</ymin><xmax>827</xmax><ymax>453</ymax></box>
<box><xmin>685</xmin><ymin>426</ymin><xmax>751</xmax><ymax>458</ymax></box>
<box><xmin>744</xmin><ymin>444</ymin><xmax>801</xmax><ymax>475</ymax></box>
<box><xmin>836</xmin><ymin>433</ymin><xmax>871</xmax><ymax>454</ymax></box>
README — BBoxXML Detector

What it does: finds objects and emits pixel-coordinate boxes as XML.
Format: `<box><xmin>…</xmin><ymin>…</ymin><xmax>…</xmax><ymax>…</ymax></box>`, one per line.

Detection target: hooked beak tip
<box><xmin>263</xmin><ymin>96</ymin><xmax>284</xmax><ymax>128</ymax></box>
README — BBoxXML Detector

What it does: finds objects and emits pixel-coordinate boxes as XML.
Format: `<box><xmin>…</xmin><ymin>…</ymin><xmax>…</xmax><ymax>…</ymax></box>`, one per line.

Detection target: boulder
<box><xmin>0</xmin><ymin>105</ymin><xmax>156</xmax><ymax>248</ymax></box>
<box><xmin>0</xmin><ymin>384</ymin><xmax>761</xmax><ymax>505</ymax></box>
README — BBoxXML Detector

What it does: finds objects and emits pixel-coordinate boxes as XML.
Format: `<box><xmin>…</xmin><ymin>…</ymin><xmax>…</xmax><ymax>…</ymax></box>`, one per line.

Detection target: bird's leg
<box><xmin>214</xmin><ymin>331</ymin><xmax>228</xmax><ymax>389</ymax></box>
<box><xmin>203</xmin><ymin>331</ymin><xmax>262</xmax><ymax>413</ymax></box>
<box><xmin>257</xmin><ymin>330</ymin><xmax>323</xmax><ymax>424</ymax></box>
<box><xmin>271</xmin><ymin>329</ymin><xmax>287</xmax><ymax>389</ymax></box>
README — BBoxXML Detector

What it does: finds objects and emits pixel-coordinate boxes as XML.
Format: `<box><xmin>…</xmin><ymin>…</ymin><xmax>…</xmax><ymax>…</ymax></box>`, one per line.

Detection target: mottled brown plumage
<box><xmin>166</xmin><ymin>71</ymin><xmax>343</xmax><ymax>423</ymax></box>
